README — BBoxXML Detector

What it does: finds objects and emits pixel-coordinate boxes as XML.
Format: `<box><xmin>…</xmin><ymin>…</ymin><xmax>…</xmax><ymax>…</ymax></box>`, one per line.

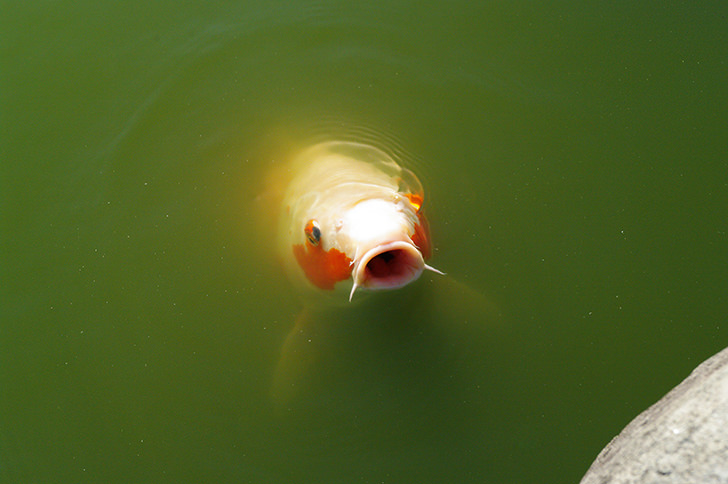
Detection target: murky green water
<box><xmin>2</xmin><ymin>2</ymin><xmax>727</xmax><ymax>483</ymax></box>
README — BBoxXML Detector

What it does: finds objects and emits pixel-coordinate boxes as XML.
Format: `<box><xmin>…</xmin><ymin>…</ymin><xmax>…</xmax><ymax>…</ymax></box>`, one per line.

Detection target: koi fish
<box><xmin>277</xmin><ymin>141</ymin><xmax>443</xmax><ymax>302</ymax></box>
<box><xmin>268</xmin><ymin>139</ymin><xmax>497</xmax><ymax>406</ymax></box>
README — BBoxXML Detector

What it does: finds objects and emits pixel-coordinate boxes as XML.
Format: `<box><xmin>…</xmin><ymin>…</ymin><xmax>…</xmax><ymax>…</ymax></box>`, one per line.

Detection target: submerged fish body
<box><xmin>278</xmin><ymin>141</ymin><xmax>440</xmax><ymax>302</ymax></box>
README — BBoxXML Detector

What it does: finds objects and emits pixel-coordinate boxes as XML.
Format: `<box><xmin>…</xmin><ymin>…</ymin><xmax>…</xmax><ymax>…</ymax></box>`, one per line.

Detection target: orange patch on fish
<box><xmin>411</xmin><ymin>212</ymin><xmax>431</xmax><ymax>260</ymax></box>
<box><xmin>404</xmin><ymin>192</ymin><xmax>431</xmax><ymax>259</ymax></box>
<box><xmin>405</xmin><ymin>193</ymin><xmax>424</xmax><ymax>212</ymax></box>
<box><xmin>292</xmin><ymin>243</ymin><xmax>353</xmax><ymax>290</ymax></box>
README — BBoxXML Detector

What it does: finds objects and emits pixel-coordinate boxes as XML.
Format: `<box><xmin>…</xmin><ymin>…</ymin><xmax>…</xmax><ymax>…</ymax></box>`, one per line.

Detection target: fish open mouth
<box><xmin>350</xmin><ymin>241</ymin><xmax>424</xmax><ymax>300</ymax></box>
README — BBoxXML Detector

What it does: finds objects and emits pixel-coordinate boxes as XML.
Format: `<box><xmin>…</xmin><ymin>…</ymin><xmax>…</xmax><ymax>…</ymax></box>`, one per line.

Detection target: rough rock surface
<box><xmin>581</xmin><ymin>346</ymin><xmax>728</xmax><ymax>484</ymax></box>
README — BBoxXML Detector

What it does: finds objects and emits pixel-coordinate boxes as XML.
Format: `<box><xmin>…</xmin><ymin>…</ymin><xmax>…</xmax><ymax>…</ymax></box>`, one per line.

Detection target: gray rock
<box><xmin>581</xmin><ymin>346</ymin><xmax>728</xmax><ymax>484</ymax></box>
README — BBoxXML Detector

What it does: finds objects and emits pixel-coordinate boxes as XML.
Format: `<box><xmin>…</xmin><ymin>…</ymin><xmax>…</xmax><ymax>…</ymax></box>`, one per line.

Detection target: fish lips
<box><xmin>351</xmin><ymin>240</ymin><xmax>425</xmax><ymax>295</ymax></box>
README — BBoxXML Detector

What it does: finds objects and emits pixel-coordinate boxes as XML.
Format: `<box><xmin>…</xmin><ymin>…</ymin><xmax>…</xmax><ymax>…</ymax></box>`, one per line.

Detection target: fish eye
<box><xmin>304</xmin><ymin>219</ymin><xmax>321</xmax><ymax>246</ymax></box>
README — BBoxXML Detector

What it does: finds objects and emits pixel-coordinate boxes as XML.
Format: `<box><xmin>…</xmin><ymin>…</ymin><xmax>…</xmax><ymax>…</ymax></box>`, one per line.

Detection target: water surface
<box><xmin>2</xmin><ymin>2</ymin><xmax>727</xmax><ymax>483</ymax></box>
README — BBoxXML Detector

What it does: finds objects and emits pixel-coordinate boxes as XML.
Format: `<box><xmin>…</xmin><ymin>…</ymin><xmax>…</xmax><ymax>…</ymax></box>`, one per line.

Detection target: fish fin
<box><xmin>270</xmin><ymin>307</ymin><xmax>321</xmax><ymax>408</ymax></box>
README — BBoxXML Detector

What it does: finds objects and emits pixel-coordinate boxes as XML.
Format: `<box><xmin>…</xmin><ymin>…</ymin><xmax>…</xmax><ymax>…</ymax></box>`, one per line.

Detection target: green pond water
<box><xmin>2</xmin><ymin>2</ymin><xmax>727</xmax><ymax>483</ymax></box>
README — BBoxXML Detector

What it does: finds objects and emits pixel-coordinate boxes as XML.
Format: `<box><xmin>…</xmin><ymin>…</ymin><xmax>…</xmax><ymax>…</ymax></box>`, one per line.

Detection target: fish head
<box><xmin>279</xmin><ymin>142</ymin><xmax>438</xmax><ymax>302</ymax></box>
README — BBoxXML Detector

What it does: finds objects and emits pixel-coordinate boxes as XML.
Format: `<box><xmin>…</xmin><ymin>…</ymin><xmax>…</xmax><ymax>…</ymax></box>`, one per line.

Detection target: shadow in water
<box><xmin>265</xmin><ymin>275</ymin><xmax>515</xmax><ymax>481</ymax></box>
